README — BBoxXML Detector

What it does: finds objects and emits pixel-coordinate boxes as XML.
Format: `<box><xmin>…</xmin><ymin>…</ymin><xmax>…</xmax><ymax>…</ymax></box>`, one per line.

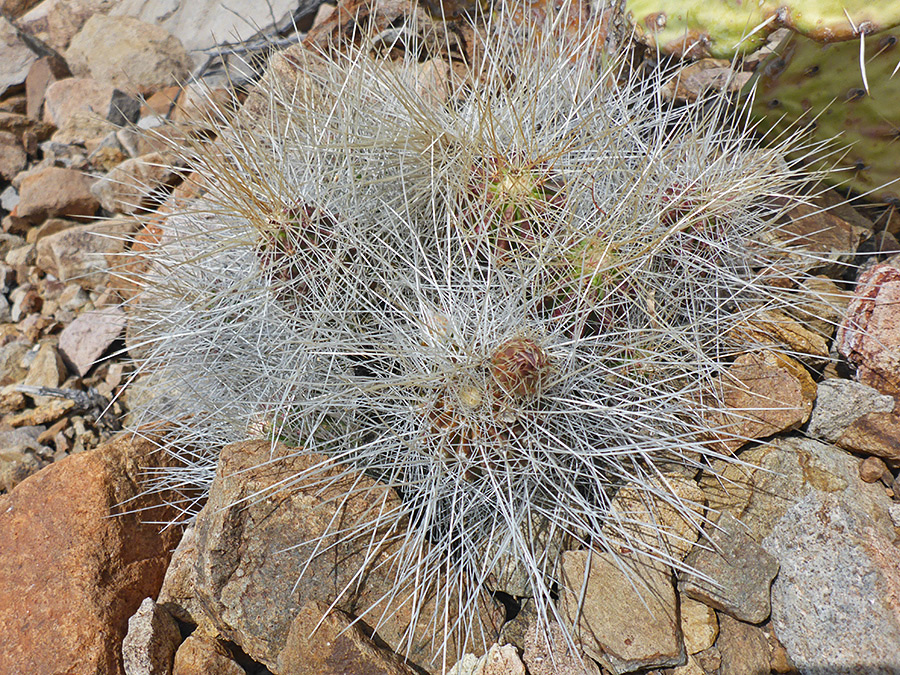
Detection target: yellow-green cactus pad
<box><xmin>752</xmin><ymin>30</ymin><xmax>900</xmax><ymax>201</ymax></box>
<box><xmin>628</xmin><ymin>0</ymin><xmax>900</xmax><ymax>58</ymax></box>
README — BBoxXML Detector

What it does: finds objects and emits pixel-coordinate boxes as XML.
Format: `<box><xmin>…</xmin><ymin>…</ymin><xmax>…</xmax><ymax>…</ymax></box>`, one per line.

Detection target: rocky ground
<box><xmin>1</xmin><ymin>1</ymin><xmax>900</xmax><ymax>674</ymax></box>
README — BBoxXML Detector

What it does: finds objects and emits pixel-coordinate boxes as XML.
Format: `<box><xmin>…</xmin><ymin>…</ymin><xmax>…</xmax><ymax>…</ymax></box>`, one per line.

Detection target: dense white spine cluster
<box><xmin>127</xmin><ymin>1</ymin><xmax>842</xmax><ymax>663</ymax></box>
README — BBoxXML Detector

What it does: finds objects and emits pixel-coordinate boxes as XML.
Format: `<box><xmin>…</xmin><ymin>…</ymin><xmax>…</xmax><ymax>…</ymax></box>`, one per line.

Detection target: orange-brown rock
<box><xmin>838</xmin><ymin>412</ymin><xmax>900</xmax><ymax>461</ymax></box>
<box><xmin>0</xmin><ymin>433</ymin><xmax>184</xmax><ymax>675</ymax></box>
<box><xmin>705</xmin><ymin>351</ymin><xmax>817</xmax><ymax>453</ymax></box>
<box><xmin>15</xmin><ymin>166</ymin><xmax>99</xmax><ymax>223</ymax></box>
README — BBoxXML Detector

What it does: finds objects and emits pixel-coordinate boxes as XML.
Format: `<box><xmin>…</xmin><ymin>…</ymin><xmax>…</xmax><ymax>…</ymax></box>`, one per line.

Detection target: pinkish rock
<box><xmin>35</xmin><ymin>217</ymin><xmax>136</xmax><ymax>287</ymax></box>
<box><xmin>58</xmin><ymin>306</ymin><xmax>126</xmax><ymax>376</ymax></box>
<box><xmin>837</xmin><ymin>263</ymin><xmax>900</xmax><ymax>396</ymax></box>
<box><xmin>25</xmin><ymin>53</ymin><xmax>71</xmax><ymax>120</ymax></box>
<box><xmin>43</xmin><ymin>77</ymin><xmax>140</xmax><ymax>129</ymax></box>
<box><xmin>0</xmin><ymin>130</ymin><xmax>26</xmax><ymax>180</ymax></box>
<box><xmin>17</xmin><ymin>0</ymin><xmax>120</xmax><ymax>52</ymax></box>
<box><xmin>15</xmin><ymin>166</ymin><xmax>99</xmax><ymax>223</ymax></box>
<box><xmin>0</xmin><ymin>433</ymin><xmax>184</xmax><ymax>675</ymax></box>
<box><xmin>65</xmin><ymin>15</ymin><xmax>192</xmax><ymax>95</ymax></box>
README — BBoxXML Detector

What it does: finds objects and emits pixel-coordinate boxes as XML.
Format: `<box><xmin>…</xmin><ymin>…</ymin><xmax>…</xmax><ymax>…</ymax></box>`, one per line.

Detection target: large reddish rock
<box><xmin>15</xmin><ymin>166</ymin><xmax>99</xmax><ymax>223</ymax></box>
<box><xmin>0</xmin><ymin>433</ymin><xmax>184</xmax><ymax>675</ymax></box>
<box><xmin>837</xmin><ymin>263</ymin><xmax>900</xmax><ymax>396</ymax></box>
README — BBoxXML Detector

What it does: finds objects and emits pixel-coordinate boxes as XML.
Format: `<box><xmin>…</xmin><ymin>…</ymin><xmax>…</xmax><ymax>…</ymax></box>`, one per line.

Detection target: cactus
<box><xmin>752</xmin><ymin>29</ymin><xmax>900</xmax><ymax>200</ymax></box>
<box><xmin>627</xmin><ymin>0</ymin><xmax>900</xmax><ymax>58</ymax></box>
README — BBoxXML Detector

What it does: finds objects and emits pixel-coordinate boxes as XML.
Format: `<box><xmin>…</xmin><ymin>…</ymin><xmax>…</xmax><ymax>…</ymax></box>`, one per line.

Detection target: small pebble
<box><xmin>859</xmin><ymin>456</ymin><xmax>889</xmax><ymax>483</ymax></box>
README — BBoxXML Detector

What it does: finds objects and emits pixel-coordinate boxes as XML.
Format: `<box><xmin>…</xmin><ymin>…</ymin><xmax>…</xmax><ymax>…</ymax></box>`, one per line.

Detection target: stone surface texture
<box><xmin>0</xmin><ymin>16</ymin><xmax>39</xmax><ymax>97</ymax></box>
<box><xmin>807</xmin><ymin>378</ymin><xmax>895</xmax><ymax>444</ymax></box>
<box><xmin>156</xmin><ymin>439</ymin><xmax>502</xmax><ymax>675</ymax></box>
<box><xmin>764</xmin><ymin>490</ymin><xmax>900</xmax><ymax>674</ymax></box>
<box><xmin>122</xmin><ymin>597</ymin><xmax>182</xmax><ymax>675</ymax></box>
<box><xmin>58</xmin><ymin>305</ymin><xmax>127</xmax><ymax>376</ymax></box>
<box><xmin>15</xmin><ymin>166</ymin><xmax>99</xmax><ymax>223</ymax></box>
<box><xmin>0</xmin><ymin>433</ymin><xmax>184</xmax><ymax>675</ymax></box>
<box><xmin>838</xmin><ymin>263</ymin><xmax>900</xmax><ymax>396</ymax></box>
<box><xmin>679</xmin><ymin>512</ymin><xmax>780</xmax><ymax>624</ymax></box>
<box><xmin>559</xmin><ymin>551</ymin><xmax>684</xmax><ymax>674</ymax></box>
<box><xmin>65</xmin><ymin>14</ymin><xmax>193</xmax><ymax>95</ymax></box>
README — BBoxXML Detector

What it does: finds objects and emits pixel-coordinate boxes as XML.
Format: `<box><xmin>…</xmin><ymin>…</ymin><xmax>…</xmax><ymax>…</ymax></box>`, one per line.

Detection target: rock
<box><xmin>0</xmin><ymin>444</ymin><xmax>43</xmax><ymax>491</ymax></box>
<box><xmin>35</xmin><ymin>217</ymin><xmax>136</xmax><ymax>286</ymax></box>
<box><xmin>0</xmin><ymin>340</ymin><xmax>32</xmax><ymax>385</ymax></box>
<box><xmin>0</xmin><ymin>16</ymin><xmax>40</xmax><ymax>98</ymax></box>
<box><xmin>522</xmin><ymin>619</ymin><xmax>601</xmax><ymax>675</ymax></box>
<box><xmin>156</xmin><ymin>439</ymin><xmax>502</xmax><ymax>674</ymax></box>
<box><xmin>559</xmin><ymin>551</ymin><xmax>684</xmax><ymax>674</ymax></box>
<box><xmin>25</xmin><ymin>53</ymin><xmax>71</xmax><ymax>120</ymax></box>
<box><xmin>858</xmin><ymin>455</ymin><xmax>890</xmax><ymax>484</ymax></box>
<box><xmin>0</xmin><ymin>425</ymin><xmax>49</xmax><ymax>491</ymax></box>
<box><xmin>460</xmin><ymin>643</ymin><xmax>525</xmax><ymax>675</ymax></box>
<box><xmin>58</xmin><ymin>306</ymin><xmax>127</xmax><ymax>376</ymax></box>
<box><xmin>1</xmin><ymin>0</ymin><xmax>43</xmax><ymax>19</ymax></box>
<box><xmin>768</xmin><ymin>200</ymin><xmax>869</xmax><ymax>274</ymax></box>
<box><xmin>172</xmin><ymin>632</ymin><xmax>244</xmax><ymax>675</ymax></box>
<box><xmin>15</xmin><ymin>166</ymin><xmax>99</xmax><ymax>223</ymax></box>
<box><xmin>838</xmin><ymin>412</ymin><xmax>900</xmax><ymax>461</ymax></box>
<box><xmin>0</xmin><ymin>433</ymin><xmax>184</xmax><ymax>675</ymax></box>
<box><xmin>5</xmin><ymin>397</ymin><xmax>73</xmax><ymax>427</ymax></box>
<box><xmin>92</xmin><ymin>152</ymin><xmax>179</xmax><ymax>214</ymax></box>
<box><xmin>65</xmin><ymin>15</ymin><xmax>193</xmax><ymax>95</ymax></box>
<box><xmin>763</xmin><ymin>490</ymin><xmax>900</xmax><ymax>673</ymax></box>
<box><xmin>23</xmin><ymin>341</ymin><xmax>66</xmax><ymax>389</ymax></box>
<box><xmin>679</xmin><ymin>596</ymin><xmax>718</xmax><ymax>655</ymax></box>
<box><xmin>122</xmin><ymin>597</ymin><xmax>182</xmax><ymax>675</ymax></box>
<box><xmin>43</xmin><ymin>77</ymin><xmax>141</xmax><ymax>129</ymax></box>
<box><xmin>0</xmin><ymin>130</ymin><xmax>26</xmax><ymax>180</ymax></box>
<box><xmin>715</xmin><ymin>613</ymin><xmax>770</xmax><ymax>675</ymax></box>
<box><xmin>705</xmin><ymin>351</ymin><xmax>816</xmax><ymax>453</ymax></box>
<box><xmin>700</xmin><ymin>437</ymin><xmax>896</xmax><ymax>544</ymax></box>
<box><xmin>9</xmin><ymin>286</ymin><xmax>41</xmax><ymax>321</ymax></box>
<box><xmin>731</xmin><ymin>309</ymin><xmax>829</xmax><ymax>359</ymax></box>
<box><xmin>280</xmin><ymin>601</ymin><xmax>421</xmax><ymax>675</ymax></box>
<box><xmin>806</xmin><ymin>378</ymin><xmax>895</xmax><ymax>444</ymax></box>
<box><xmin>837</xmin><ymin>263</ymin><xmax>900</xmax><ymax>396</ymax></box>
<box><xmin>17</xmin><ymin>0</ymin><xmax>118</xmax><ymax>52</ymax></box>
<box><xmin>109</xmin><ymin>0</ymin><xmax>307</xmax><ymax>70</ymax></box>
<box><xmin>785</xmin><ymin>275</ymin><xmax>851</xmax><ymax>338</ymax></box>
<box><xmin>605</xmin><ymin>473</ymin><xmax>705</xmax><ymax>563</ymax></box>
<box><xmin>679</xmin><ymin>512</ymin><xmax>780</xmax><ymax>624</ymax></box>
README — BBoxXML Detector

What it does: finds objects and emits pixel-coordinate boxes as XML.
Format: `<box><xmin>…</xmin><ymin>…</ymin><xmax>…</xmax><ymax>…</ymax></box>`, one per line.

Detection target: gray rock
<box><xmin>0</xmin><ymin>16</ymin><xmax>39</xmax><ymax>98</ymax></box>
<box><xmin>109</xmin><ymin>0</ymin><xmax>310</xmax><ymax>70</ymax></box>
<box><xmin>679</xmin><ymin>512</ymin><xmax>779</xmax><ymax>624</ymax></box>
<box><xmin>122</xmin><ymin>597</ymin><xmax>182</xmax><ymax>675</ymax></box>
<box><xmin>764</xmin><ymin>490</ymin><xmax>900</xmax><ymax>674</ymax></box>
<box><xmin>806</xmin><ymin>378</ymin><xmax>895</xmax><ymax>444</ymax></box>
<box><xmin>0</xmin><ymin>185</ymin><xmax>19</xmax><ymax>211</ymax></box>
<box><xmin>58</xmin><ymin>306</ymin><xmax>126</xmax><ymax>376</ymax></box>
<box><xmin>559</xmin><ymin>551</ymin><xmax>684</xmax><ymax>674</ymax></box>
